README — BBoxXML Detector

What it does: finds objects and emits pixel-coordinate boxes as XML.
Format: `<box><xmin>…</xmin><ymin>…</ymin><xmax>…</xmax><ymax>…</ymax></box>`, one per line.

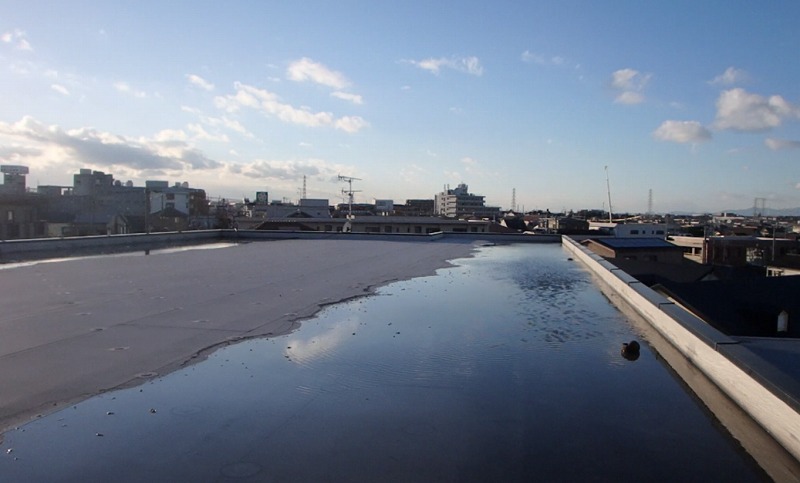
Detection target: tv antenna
<box><xmin>338</xmin><ymin>174</ymin><xmax>362</xmax><ymax>221</ymax></box>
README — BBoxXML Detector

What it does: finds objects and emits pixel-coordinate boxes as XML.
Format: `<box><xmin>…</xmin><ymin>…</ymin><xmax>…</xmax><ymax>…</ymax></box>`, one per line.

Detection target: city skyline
<box><xmin>1</xmin><ymin>1</ymin><xmax>800</xmax><ymax>213</ymax></box>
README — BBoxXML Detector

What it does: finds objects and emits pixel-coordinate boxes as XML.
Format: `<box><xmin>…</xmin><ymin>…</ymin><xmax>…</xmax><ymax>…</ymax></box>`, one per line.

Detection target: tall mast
<box><xmin>605</xmin><ymin>165</ymin><xmax>613</xmax><ymax>223</ymax></box>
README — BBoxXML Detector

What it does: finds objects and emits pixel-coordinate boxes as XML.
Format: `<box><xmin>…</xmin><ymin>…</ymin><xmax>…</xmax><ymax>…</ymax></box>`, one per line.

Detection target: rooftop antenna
<box><xmin>338</xmin><ymin>174</ymin><xmax>362</xmax><ymax>221</ymax></box>
<box><xmin>605</xmin><ymin>165</ymin><xmax>613</xmax><ymax>223</ymax></box>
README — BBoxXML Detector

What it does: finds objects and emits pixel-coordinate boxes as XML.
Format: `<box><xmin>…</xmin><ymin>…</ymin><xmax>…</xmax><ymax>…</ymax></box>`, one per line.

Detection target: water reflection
<box><xmin>0</xmin><ymin>244</ymin><xmax>766</xmax><ymax>482</ymax></box>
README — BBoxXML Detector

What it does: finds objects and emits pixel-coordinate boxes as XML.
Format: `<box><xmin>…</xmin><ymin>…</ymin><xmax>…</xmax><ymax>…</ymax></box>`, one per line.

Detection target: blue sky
<box><xmin>1</xmin><ymin>1</ymin><xmax>799</xmax><ymax>213</ymax></box>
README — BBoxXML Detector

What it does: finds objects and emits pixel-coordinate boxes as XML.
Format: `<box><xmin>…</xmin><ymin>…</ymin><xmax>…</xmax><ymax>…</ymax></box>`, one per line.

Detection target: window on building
<box><xmin>630</xmin><ymin>229</ymin><xmax>639</xmax><ymax>235</ymax></box>
<box><xmin>6</xmin><ymin>210</ymin><xmax>13</xmax><ymax>222</ymax></box>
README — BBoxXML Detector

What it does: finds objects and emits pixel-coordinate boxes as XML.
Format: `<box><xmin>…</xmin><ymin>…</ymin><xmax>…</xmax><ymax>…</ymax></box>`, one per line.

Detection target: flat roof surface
<box><xmin>0</xmin><ymin>238</ymin><xmax>476</xmax><ymax>431</ymax></box>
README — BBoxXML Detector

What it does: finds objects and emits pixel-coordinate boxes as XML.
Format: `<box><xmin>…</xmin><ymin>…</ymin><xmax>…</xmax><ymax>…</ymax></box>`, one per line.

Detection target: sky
<box><xmin>1</xmin><ymin>1</ymin><xmax>799</xmax><ymax>214</ymax></box>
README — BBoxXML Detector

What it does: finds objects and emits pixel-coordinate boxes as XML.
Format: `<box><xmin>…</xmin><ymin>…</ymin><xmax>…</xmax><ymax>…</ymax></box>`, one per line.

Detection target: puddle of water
<box><xmin>0</xmin><ymin>244</ymin><xmax>767</xmax><ymax>481</ymax></box>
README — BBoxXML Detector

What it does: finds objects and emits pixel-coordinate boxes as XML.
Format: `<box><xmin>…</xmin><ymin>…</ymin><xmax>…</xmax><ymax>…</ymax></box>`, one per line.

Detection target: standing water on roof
<box><xmin>0</xmin><ymin>244</ymin><xmax>766</xmax><ymax>481</ymax></box>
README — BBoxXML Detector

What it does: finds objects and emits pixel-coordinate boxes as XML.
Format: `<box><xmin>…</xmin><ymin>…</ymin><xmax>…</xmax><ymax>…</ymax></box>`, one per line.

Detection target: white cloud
<box><xmin>114</xmin><ymin>81</ymin><xmax>147</xmax><ymax>98</ymax></box>
<box><xmin>331</xmin><ymin>91</ymin><xmax>363</xmax><ymax>104</ymax></box>
<box><xmin>154</xmin><ymin>129</ymin><xmax>188</xmax><ymax>142</ymax></box>
<box><xmin>50</xmin><ymin>84</ymin><xmax>70</xmax><ymax>96</ymax></box>
<box><xmin>765</xmin><ymin>137</ymin><xmax>800</xmax><ymax>151</ymax></box>
<box><xmin>1</xmin><ymin>29</ymin><xmax>33</xmax><ymax>51</ymax></box>
<box><xmin>653</xmin><ymin>120</ymin><xmax>712</xmax><ymax>143</ymax></box>
<box><xmin>182</xmin><ymin>106</ymin><xmax>254</xmax><ymax>138</ymax></box>
<box><xmin>334</xmin><ymin>116</ymin><xmax>369</xmax><ymax>133</ymax></box>
<box><xmin>214</xmin><ymin>82</ymin><xmax>368</xmax><ymax>133</ymax></box>
<box><xmin>186</xmin><ymin>74</ymin><xmax>215</xmax><ymax>91</ymax></box>
<box><xmin>239</xmin><ymin>157</ymin><xmax>353</xmax><ymax>182</ymax></box>
<box><xmin>615</xmin><ymin>91</ymin><xmax>645</xmax><ymax>105</ymax></box>
<box><xmin>611</xmin><ymin>69</ymin><xmax>640</xmax><ymax>90</ymax></box>
<box><xmin>399</xmin><ymin>164</ymin><xmax>427</xmax><ymax>184</ymax></box>
<box><xmin>714</xmin><ymin>88</ymin><xmax>800</xmax><ymax>132</ymax></box>
<box><xmin>611</xmin><ymin>68</ymin><xmax>650</xmax><ymax>104</ymax></box>
<box><xmin>187</xmin><ymin>123</ymin><xmax>229</xmax><ymax>143</ymax></box>
<box><xmin>709</xmin><ymin>67</ymin><xmax>748</xmax><ymax>86</ymax></box>
<box><xmin>407</xmin><ymin>56</ymin><xmax>483</xmax><ymax>76</ymax></box>
<box><xmin>521</xmin><ymin>51</ymin><xmax>566</xmax><ymax>66</ymax></box>
<box><xmin>287</xmin><ymin>57</ymin><xmax>350</xmax><ymax>89</ymax></box>
<box><xmin>0</xmin><ymin>116</ymin><xmax>356</xmax><ymax>194</ymax></box>
<box><xmin>0</xmin><ymin>116</ymin><xmax>222</xmax><ymax>175</ymax></box>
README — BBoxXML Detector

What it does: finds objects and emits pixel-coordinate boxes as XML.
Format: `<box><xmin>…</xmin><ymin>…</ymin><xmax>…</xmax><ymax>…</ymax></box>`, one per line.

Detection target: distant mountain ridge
<box><xmin>664</xmin><ymin>207</ymin><xmax>800</xmax><ymax>216</ymax></box>
<box><xmin>723</xmin><ymin>207</ymin><xmax>800</xmax><ymax>217</ymax></box>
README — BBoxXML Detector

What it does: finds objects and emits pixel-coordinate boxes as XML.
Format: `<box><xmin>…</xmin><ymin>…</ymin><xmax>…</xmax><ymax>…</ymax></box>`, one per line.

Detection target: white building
<box><xmin>612</xmin><ymin>223</ymin><xmax>667</xmax><ymax>238</ymax></box>
<box><xmin>434</xmin><ymin>183</ymin><xmax>499</xmax><ymax>219</ymax></box>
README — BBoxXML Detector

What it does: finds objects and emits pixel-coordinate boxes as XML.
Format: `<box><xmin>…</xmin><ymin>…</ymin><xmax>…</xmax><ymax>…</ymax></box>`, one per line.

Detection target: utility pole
<box><xmin>605</xmin><ymin>166</ymin><xmax>613</xmax><ymax>223</ymax></box>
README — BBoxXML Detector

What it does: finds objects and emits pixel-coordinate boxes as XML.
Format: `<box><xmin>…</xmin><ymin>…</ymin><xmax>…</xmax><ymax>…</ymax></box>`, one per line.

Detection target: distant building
<box><xmin>582</xmin><ymin>237</ymin><xmax>685</xmax><ymax>264</ymax></box>
<box><xmin>612</xmin><ymin>223</ymin><xmax>667</xmax><ymax>237</ymax></box>
<box><xmin>670</xmin><ymin>236</ymin><xmax>799</xmax><ymax>268</ymax></box>
<box><xmin>254</xmin><ymin>199</ymin><xmax>332</xmax><ymax>219</ymax></box>
<box><xmin>0</xmin><ymin>165</ymin><xmax>47</xmax><ymax>239</ymax></box>
<box><xmin>394</xmin><ymin>199</ymin><xmax>434</xmax><ymax>217</ymax></box>
<box><xmin>497</xmin><ymin>211</ymin><xmax>532</xmax><ymax>231</ymax></box>
<box><xmin>554</xmin><ymin>217</ymin><xmax>590</xmax><ymax>234</ymax></box>
<box><xmin>0</xmin><ymin>165</ymin><xmax>29</xmax><ymax>196</ymax></box>
<box><xmin>255</xmin><ymin>216</ymin><xmax>490</xmax><ymax>234</ymax></box>
<box><xmin>147</xmin><ymin>181</ymin><xmax>207</xmax><ymax>218</ymax></box>
<box><xmin>36</xmin><ymin>169</ymin><xmax>209</xmax><ymax>235</ymax></box>
<box><xmin>374</xmin><ymin>199</ymin><xmax>394</xmax><ymax>215</ymax></box>
<box><xmin>434</xmin><ymin>183</ymin><xmax>500</xmax><ymax>219</ymax></box>
<box><xmin>334</xmin><ymin>202</ymin><xmax>375</xmax><ymax>218</ymax></box>
<box><xmin>0</xmin><ymin>194</ymin><xmax>46</xmax><ymax>239</ymax></box>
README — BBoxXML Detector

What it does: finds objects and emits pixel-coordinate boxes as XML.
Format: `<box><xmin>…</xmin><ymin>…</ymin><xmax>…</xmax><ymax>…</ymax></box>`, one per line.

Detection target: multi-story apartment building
<box><xmin>434</xmin><ymin>183</ymin><xmax>500</xmax><ymax>219</ymax></box>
